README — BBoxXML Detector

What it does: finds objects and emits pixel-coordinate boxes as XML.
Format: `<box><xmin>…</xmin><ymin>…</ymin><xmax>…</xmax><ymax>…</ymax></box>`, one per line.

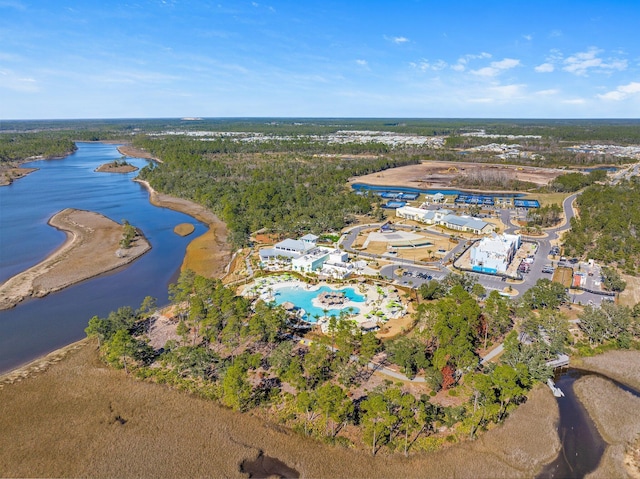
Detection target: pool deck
<box><xmin>241</xmin><ymin>275</ymin><xmax>407</xmax><ymax>328</ymax></box>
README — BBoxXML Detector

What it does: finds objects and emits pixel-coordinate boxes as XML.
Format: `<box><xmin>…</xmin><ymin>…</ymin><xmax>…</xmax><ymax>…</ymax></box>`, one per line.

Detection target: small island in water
<box><xmin>0</xmin><ymin>209</ymin><xmax>150</xmax><ymax>310</ymax></box>
<box><xmin>173</xmin><ymin>223</ymin><xmax>195</xmax><ymax>236</ymax></box>
<box><xmin>95</xmin><ymin>158</ymin><xmax>138</xmax><ymax>173</ymax></box>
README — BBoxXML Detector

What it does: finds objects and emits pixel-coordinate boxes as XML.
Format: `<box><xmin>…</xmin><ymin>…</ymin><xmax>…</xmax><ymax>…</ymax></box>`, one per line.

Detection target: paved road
<box><xmin>341</xmin><ymin>194</ymin><xmax>607</xmax><ymax>305</ymax></box>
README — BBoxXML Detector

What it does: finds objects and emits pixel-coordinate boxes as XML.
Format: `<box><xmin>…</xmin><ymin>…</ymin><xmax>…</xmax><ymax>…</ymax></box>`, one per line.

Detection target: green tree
<box><xmin>222</xmin><ymin>363</ymin><xmax>252</xmax><ymax>411</ymax></box>
<box><xmin>360</xmin><ymin>392</ymin><xmax>395</xmax><ymax>455</ymax></box>
<box><xmin>520</xmin><ymin>279</ymin><xmax>568</xmax><ymax>310</ymax></box>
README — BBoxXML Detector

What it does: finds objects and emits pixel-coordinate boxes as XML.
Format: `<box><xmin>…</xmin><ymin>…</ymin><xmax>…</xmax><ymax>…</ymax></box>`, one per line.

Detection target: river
<box><xmin>538</xmin><ymin>368</ymin><xmax>640</xmax><ymax>478</ymax></box>
<box><xmin>0</xmin><ymin>142</ymin><xmax>207</xmax><ymax>374</ymax></box>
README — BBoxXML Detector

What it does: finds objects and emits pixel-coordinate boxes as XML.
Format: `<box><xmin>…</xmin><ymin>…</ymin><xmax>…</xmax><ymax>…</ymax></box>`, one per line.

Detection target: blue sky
<box><xmin>1</xmin><ymin>0</ymin><xmax>639</xmax><ymax>119</ymax></box>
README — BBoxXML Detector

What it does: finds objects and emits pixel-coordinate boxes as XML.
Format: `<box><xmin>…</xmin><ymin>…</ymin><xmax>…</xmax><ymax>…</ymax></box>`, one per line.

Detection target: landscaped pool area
<box><xmin>272</xmin><ymin>285</ymin><xmax>365</xmax><ymax>322</ymax></box>
<box><xmin>243</xmin><ymin>275</ymin><xmax>409</xmax><ymax>331</ymax></box>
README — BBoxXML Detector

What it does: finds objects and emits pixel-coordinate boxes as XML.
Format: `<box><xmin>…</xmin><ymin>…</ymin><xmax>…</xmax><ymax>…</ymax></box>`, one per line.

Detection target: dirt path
<box><xmin>0</xmin><ymin>209</ymin><xmax>150</xmax><ymax>310</ymax></box>
<box><xmin>351</xmin><ymin>160</ymin><xmax>566</xmax><ymax>190</ymax></box>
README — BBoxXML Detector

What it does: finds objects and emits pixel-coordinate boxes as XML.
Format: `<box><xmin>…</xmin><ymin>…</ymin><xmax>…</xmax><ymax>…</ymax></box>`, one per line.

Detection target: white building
<box><xmin>440</xmin><ymin>214</ymin><xmax>494</xmax><ymax>235</ymax></box>
<box><xmin>260</xmin><ymin>235</ymin><xmax>354</xmax><ymax>277</ymax></box>
<box><xmin>469</xmin><ymin>233</ymin><xmax>521</xmax><ymax>274</ymax></box>
<box><xmin>396</xmin><ymin>206</ymin><xmax>493</xmax><ymax>234</ymax></box>
<box><xmin>291</xmin><ymin>246</ymin><xmax>333</xmax><ymax>273</ymax></box>
<box><xmin>260</xmin><ymin>234</ymin><xmax>319</xmax><ymax>261</ymax></box>
<box><xmin>320</xmin><ymin>250</ymin><xmax>354</xmax><ymax>279</ymax></box>
<box><xmin>396</xmin><ymin>206</ymin><xmax>452</xmax><ymax>224</ymax></box>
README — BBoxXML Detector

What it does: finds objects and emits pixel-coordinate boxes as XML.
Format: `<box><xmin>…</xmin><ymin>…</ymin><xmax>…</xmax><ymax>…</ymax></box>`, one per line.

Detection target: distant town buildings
<box><xmin>469</xmin><ymin>233</ymin><xmax>521</xmax><ymax>274</ymax></box>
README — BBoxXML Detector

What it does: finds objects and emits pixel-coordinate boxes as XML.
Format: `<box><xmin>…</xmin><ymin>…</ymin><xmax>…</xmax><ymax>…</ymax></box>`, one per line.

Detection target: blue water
<box><xmin>351</xmin><ymin>183</ymin><xmax>525</xmax><ymax>197</ymax></box>
<box><xmin>0</xmin><ymin>143</ymin><xmax>208</xmax><ymax>373</ymax></box>
<box><xmin>272</xmin><ymin>285</ymin><xmax>365</xmax><ymax>322</ymax></box>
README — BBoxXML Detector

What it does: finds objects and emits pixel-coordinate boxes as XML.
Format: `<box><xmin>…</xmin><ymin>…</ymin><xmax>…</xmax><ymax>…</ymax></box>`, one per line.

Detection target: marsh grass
<box><xmin>0</xmin><ymin>341</ymin><xmax>562</xmax><ymax>478</ymax></box>
<box><xmin>574</xmin><ymin>375</ymin><xmax>640</xmax><ymax>445</ymax></box>
<box><xmin>575</xmin><ymin>351</ymin><xmax>640</xmax><ymax>390</ymax></box>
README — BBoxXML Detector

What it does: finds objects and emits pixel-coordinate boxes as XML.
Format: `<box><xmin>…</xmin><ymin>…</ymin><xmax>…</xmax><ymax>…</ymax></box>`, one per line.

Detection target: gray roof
<box><xmin>300</xmin><ymin>233</ymin><xmax>319</xmax><ymax>241</ymax></box>
<box><xmin>442</xmin><ymin>214</ymin><xmax>489</xmax><ymax>231</ymax></box>
<box><xmin>464</xmin><ymin>217</ymin><xmax>490</xmax><ymax>231</ymax></box>
<box><xmin>275</xmin><ymin>238</ymin><xmax>307</xmax><ymax>251</ymax></box>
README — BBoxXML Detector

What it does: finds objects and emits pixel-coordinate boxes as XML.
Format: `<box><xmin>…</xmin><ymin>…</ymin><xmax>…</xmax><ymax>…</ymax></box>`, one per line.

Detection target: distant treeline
<box><xmin>0</xmin><ymin>133</ymin><xmax>77</xmax><ymax>164</ymax></box>
<box><xmin>4</xmin><ymin>118</ymin><xmax>640</xmax><ymax>143</ymax></box>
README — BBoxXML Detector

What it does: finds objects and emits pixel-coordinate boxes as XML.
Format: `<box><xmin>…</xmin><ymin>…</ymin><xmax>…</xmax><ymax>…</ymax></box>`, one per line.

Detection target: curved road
<box><xmin>340</xmin><ymin>193</ymin><xmax>605</xmax><ymax>305</ymax></box>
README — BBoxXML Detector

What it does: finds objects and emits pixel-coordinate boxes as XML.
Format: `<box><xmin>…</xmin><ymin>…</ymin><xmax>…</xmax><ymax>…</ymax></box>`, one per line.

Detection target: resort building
<box><xmin>440</xmin><ymin>214</ymin><xmax>494</xmax><ymax>235</ymax></box>
<box><xmin>469</xmin><ymin>233</ymin><xmax>521</xmax><ymax>274</ymax></box>
<box><xmin>320</xmin><ymin>250</ymin><xmax>354</xmax><ymax>279</ymax></box>
<box><xmin>396</xmin><ymin>206</ymin><xmax>493</xmax><ymax>235</ymax></box>
<box><xmin>291</xmin><ymin>247</ymin><xmax>332</xmax><ymax>273</ymax></box>
<box><xmin>261</xmin><ymin>234</ymin><xmax>354</xmax><ymax>278</ymax></box>
<box><xmin>260</xmin><ymin>234</ymin><xmax>319</xmax><ymax>261</ymax></box>
<box><xmin>395</xmin><ymin>206</ymin><xmax>452</xmax><ymax>224</ymax></box>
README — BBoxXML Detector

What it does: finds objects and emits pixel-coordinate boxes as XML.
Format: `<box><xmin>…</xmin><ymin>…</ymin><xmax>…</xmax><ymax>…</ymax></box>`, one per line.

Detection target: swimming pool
<box><xmin>272</xmin><ymin>285</ymin><xmax>365</xmax><ymax>322</ymax></box>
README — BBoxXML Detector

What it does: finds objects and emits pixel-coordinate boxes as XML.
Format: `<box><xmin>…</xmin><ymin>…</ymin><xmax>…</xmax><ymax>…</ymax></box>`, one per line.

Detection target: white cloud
<box><xmin>523</xmin><ymin>34</ymin><xmax>533</xmax><ymax>41</ymax></box>
<box><xmin>562</xmin><ymin>99</ymin><xmax>586</xmax><ymax>105</ymax></box>
<box><xmin>385</xmin><ymin>35</ymin><xmax>409</xmax><ymax>44</ymax></box>
<box><xmin>563</xmin><ymin>47</ymin><xmax>627</xmax><ymax>76</ymax></box>
<box><xmin>597</xmin><ymin>82</ymin><xmax>640</xmax><ymax>101</ymax></box>
<box><xmin>535</xmin><ymin>63</ymin><xmax>554</xmax><ymax>73</ymax></box>
<box><xmin>355</xmin><ymin>59</ymin><xmax>369</xmax><ymax>69</ymax></box>
<box><xmin>410</xmin><ymin>59</ymin><xmax>447</xmax><ymax>72</ymax></box>
<box><xmin>0</xmin><ymin>69</ymin><xmax>38</xmax><ymax>92</ymax></box>
<box><xmin>536</xmin><ymin>89</ymin><xmax>559</xmax><ymax>96</ymax></box>
<box><xmin>471</xmin><ymin>58</ymin><xmax>520</xmax><ymax>77</ymax></box>
<box><xmin>452</xmin><ymin>52</ymin><xmax>491</xmax><ymax>72</ymax></box>
<box><xmin>489</xmin><ymin>84</ymin><xmax>525</xmax><ymax>99</ymax></box>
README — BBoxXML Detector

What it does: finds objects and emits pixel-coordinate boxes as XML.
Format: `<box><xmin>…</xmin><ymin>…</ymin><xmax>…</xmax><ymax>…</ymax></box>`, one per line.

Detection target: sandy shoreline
<box><xmin>0</xmin><ymin>208</ymin><xmax>151</xmax><ymax>311</ymax></box>
<box><xmin>117</xmin><ymin>144</ymin><xmax>161</xmax><ymax>162</ymax></box>
<box><xmin>135</xmin><ymin>179</ymin><xmax>232</xmax><ymax>278</ymax></box>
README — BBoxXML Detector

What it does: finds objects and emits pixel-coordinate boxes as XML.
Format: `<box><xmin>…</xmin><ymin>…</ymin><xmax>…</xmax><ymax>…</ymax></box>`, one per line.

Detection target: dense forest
<box><xmin>0</xmin><ymin>133</ymin><xmax>76</xmax><ymax>164</ymax></box>
<box><xmin>86</xmin><ymin>271</ymin><xmax>589</xmax><ymax>454</ymax></box>
<box><xmin>563</xmin><ymin>179</ymin><xmax>640</xmax><ymax>275</ymax></box>
<box><xmin>134</xmin><ymin>135</ymin><xmax>418</xmax><ymax>245</ymax></box>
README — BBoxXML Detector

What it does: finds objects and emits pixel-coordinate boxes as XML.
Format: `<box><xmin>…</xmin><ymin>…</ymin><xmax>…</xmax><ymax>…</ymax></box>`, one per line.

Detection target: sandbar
<box><xmin>173</xmin><ymin>223</ymin><xmax>195</xmax><ymax>236</ymax></box>
<box><xmin>0</xmin><ymin>167</ymin><xmax>38</xmax><ymax>186</ymax></box>
<box><xmin>117</xmin><ymin>144</ymin><xmax>161</xmax><ymax>162</ymax></box>
<box><xmin>135</xmin><ymin>179</ymin><xmax>232</xmax><ymax>278</ymax></box>
<box><xmin>0</xmin><ymin>208</ymin><xmax>151</xmax><ymax>310</ymax></box>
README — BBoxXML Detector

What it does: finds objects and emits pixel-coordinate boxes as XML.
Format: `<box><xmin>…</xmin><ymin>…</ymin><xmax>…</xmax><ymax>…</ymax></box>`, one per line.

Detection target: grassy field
<box><xmin>522</xmin><ymin>192</ymin><xmax>571</xmax><ymax>209</ymax></box>
<box><xmin>619</xmin><ymin>274</ymin><xmax>640</xmax><ymax>307</ymax></box>
<box><xmin>552</xmin><ymin>266</ymin><xmax>574</xmax><ymax>288</ymax></box>
<box><xmin>0</xmin><ymin>340</ymin><xmax>562</xmax><ymax>479</ymax></box>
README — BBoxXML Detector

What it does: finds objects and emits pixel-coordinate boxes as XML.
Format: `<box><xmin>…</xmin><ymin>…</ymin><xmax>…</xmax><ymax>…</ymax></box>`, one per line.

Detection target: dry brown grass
<box><xmin>574</xmin><ymin>373</ymin><xmax>640</xmax><ymax>479</ymax></box>
<box><xmin>552</xmin><ymin>266</ymin><xmax>574</xmax><ymax>288</ymax></box>
<box><xmin>574</xmin><ymin>375</ymin><xmax>640</xmax><ymax>444</ymax></box>
<box><xmin>619</xmin><ymin>274</ymin><xmax>640</xmax><ymax>307</ymax></box>
<box><xmin>586</xmin><ymin>445</ymin><xmax>631</xmax><ymax>479</ymax></box>
<box><xmin>574</xmin><ymin>351</ymin><xmax>640</xmax><ymax>390</ymax></box>
<box><xmin>0</xmin><ymin>342</ymin><xmax>563</xmax><ymax>479</ymax></box>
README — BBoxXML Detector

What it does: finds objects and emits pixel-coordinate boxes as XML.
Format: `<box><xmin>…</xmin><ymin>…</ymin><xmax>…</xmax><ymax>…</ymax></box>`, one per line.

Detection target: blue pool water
<box><xmin>272</xmin><ymin>285</ymin><xmax>365</xmax><ymax>322</ymax></box>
